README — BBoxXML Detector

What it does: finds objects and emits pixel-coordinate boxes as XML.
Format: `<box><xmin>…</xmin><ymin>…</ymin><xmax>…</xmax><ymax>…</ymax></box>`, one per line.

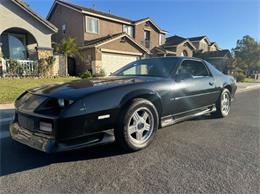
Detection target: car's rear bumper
<box><xmin>10</xmin><ymin>122</ymin><xmax>115</xmax><ymax>153</ymax></box>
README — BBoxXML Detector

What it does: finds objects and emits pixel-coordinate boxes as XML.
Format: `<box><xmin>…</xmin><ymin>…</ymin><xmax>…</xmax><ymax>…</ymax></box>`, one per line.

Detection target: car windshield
<box><xmin>112</xmin><ymin>58</ymin><xmax>180</xmax><ymax>78</ymax></box>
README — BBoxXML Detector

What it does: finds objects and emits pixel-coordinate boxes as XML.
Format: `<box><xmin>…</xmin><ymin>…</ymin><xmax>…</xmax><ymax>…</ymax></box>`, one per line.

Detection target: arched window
<box><xmin>181</xmin><ymin>50</ymin><xmax>188</xmax><ymax>57</ymax></box>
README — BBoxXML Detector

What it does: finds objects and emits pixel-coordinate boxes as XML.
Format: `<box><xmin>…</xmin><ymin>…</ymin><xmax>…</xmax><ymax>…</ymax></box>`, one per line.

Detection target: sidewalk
<box><xmin>236</xmin><ymin>82</ymin><xmax>260</xmax><ymax>92</ymax></box>
<box><xmin>0</xmin><ymin>82</ymin><xmax>260</xmax><ymax>110</ymax></box>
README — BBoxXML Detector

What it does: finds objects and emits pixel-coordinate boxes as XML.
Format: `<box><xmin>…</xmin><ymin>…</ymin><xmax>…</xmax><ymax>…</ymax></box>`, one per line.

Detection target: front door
<box><xmin>171</xmin><ymin>59</ymin><xmax>219</xmax><ymax>114</ymax></box>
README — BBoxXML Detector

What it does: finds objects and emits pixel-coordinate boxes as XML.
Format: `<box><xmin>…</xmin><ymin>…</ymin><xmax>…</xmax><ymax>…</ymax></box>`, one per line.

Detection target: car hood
<box><xmin>28</xmin><ymin>76</ymin><xmax>165</xmax><ymax>100</ymax></box>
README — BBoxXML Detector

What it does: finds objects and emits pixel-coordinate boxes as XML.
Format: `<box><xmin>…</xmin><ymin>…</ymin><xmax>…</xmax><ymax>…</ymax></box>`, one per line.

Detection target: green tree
<box><xmin>232</xmin><ymin>35</ymin><xmax>260</xmax><ymax>74</ymax></box>
<box><xmin>55</xmin><ymin>36</ymin><xmax>81</xmax><ymax>75</ymax></box>
<box><xmin>55</xmin><ymin>36</ymin><xmax>80</xmax><ymax>57</ymax></box>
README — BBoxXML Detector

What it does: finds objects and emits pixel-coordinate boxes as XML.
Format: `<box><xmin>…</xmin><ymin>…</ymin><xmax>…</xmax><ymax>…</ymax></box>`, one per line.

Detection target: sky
<box><xmin>24</xmin><ymin>0</ymin><xmax>260</xmax><ymax>50</ymax></box>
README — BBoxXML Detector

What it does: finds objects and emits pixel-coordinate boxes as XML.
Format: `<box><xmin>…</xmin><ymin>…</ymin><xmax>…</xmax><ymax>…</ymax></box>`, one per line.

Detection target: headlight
<box><xmin>58</xmin><ymin>99</ymin><xmax>65</xmax><ymax>107</ymax></box>
<box><xmin>39</xmin><ymin>122</ymin><xmax>52</xmax><ymax>132</ymax></box>
<box><xmin>57</xmin><ymin>99</ymin><xmax>74</xmax><ymax>108</ymax></box>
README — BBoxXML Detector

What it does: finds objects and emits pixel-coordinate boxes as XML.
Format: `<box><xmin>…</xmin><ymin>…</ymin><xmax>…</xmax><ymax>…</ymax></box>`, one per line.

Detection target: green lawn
<box><xmin>0</xmin><ymin>77</ymin><xmax>79</xmax><ymax>104</ymax></box>
<box><xmin>242</xmin><ymin>78</ymin><xmax>258</xmax><ymax>83</ymax></box>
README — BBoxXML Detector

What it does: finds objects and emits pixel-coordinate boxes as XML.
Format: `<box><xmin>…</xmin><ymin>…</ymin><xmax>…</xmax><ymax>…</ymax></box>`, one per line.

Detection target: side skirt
<box><xmin>160</xmin><ymin>105</ymin><xmax>216</xmax><ymax>128</ymax></box>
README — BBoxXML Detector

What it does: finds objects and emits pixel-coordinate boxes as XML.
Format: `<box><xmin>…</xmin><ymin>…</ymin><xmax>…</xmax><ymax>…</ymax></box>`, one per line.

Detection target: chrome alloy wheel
<box><xmin>127</xmin><ymin>107</ymin><xmax>154</xmax><ymax>144</ymax></box>
<box><xmin>221</xmin><ymin>91</ymin><xmax>230</xmax><ymax>116</ymax></box>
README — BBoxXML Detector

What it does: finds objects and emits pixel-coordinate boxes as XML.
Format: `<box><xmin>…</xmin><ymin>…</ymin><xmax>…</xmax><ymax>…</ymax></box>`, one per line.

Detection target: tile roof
<box><xmin>55</xmin><ymin>0</ymin><xmax>133</xmax><ymax>23</ymax></box>
<box><xmin>195</xmin><ymin>49</ymin><xmax>232</xmax><ymax>58</ymax></box>
<box><xmin>50</xmin><ymin>0</ymin><xmax>166</xmax><ymax>33</ymax></box>
<box><xmin>165</xmin><ymin>35</ymin><xmax>187</xmax><ymax>46</ymax></box>
<box><xmin>151</xmin><ymin>46</ymin><xmax>176</xmax><ymax>55</ymax></box>
<box><xmin>209</xmin><ymin>42</ymin><xmax>216</xmax><ymax>46</ymax></box>
<box><xmin>188</xmin><ymin>36</ymin><xmax>207</xmax><ymax>41</ymax></box>
<box><xmin>83</xmin><ymin>33</ymin><xmax>125</xmax><ymax>47</ymax></box>
<box><xmin>12</xmin><ymin>0</ymin><xmax>57</xmax><ymax>32</ymax></box>
<box><xmin>81</xmin><ymin>32</ymin><xmax>149</xmax><ymax>54</ymax></box>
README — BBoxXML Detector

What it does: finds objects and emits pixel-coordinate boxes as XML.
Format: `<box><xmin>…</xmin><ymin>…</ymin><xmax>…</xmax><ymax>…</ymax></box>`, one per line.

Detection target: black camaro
<box><xmin>10</xmin><ymin>57</ymin><xmax>237</xmax><ymax>153</ymax></box>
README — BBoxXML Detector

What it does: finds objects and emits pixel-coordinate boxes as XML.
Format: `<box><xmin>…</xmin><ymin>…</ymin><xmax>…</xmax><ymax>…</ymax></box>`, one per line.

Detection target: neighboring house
<box><xmin>47</xmin><ymin>0</ymin><xmax>167</xmax><ymax>75</ymax></box>
<box><xmin>152</xmin><ymin>35</ymin><xmax>195</xmax><ymax>57</ymax></box>
<box><xmin>194</xmin><ymin>49</ymin><xmax>233</xmax><ymax>74</ymax></box>
<box><xmin>0</xmin><ymin>0</ymin><xmax>57</xmax><ymax>72</ymax></box>
<box><xmin>188</xmin><ymin>36</ymin><xmax>211</xmax><ymax>52</ymax></box>
<box><xmin>208</xmin><ymin>42</ymin><xmax>220</xmax><ymax>51</ymax></box>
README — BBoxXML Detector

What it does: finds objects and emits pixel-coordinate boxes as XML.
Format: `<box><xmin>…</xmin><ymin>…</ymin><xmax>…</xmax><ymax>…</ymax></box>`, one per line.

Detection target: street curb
<box><xmin>0</xmin><ymin>103</ymin><xmax>14</xmax><ymax>110</ymax></box>
<box><xmin>237</xmin><ymin>84</ymin><xmax>260</xmax><ymax>93</ymax></box>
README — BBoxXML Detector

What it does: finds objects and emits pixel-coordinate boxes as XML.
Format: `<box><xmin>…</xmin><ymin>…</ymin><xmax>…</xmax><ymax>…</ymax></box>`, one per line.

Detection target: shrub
<box><xmin>7</xmin><ymin>59</ymin><xmax>23</xmax><ymax>76</ymax></box>
<box><xmin>233</xmin><ymin>71</ymin><xmax>246</xmax><ymax>82</ymax></box>
<box><xmin>80</xmin><ymin>70</ymin><xmax>92</xmax><ymax>79</ymax></box>
<box><xmin>94</xmin><ymin>69</ymin><xmax>106</xmax><ymax>77</ymax></box>
<box><xmin>38</xmin><ymin>57</ymin><xmax>56</xmax><ymax>77</ymax></box>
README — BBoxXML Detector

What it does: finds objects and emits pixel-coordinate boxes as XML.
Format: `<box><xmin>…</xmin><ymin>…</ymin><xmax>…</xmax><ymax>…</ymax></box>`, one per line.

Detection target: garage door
<box><xmin>102</xmin><ymin>52</ymin><xmax>139</xmax><ymax>75</ymax></box>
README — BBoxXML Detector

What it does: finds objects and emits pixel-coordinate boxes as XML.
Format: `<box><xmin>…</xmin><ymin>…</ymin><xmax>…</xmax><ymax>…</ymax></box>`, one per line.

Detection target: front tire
<box><xmin>212</xmin><ymin>88</ymin><xmax>231</xmax><ymax>118</ymax></box>
<box><xmin>115</xmin><ymin>98</ymin><xmax>159</xmax><ymax>152</ymax></box>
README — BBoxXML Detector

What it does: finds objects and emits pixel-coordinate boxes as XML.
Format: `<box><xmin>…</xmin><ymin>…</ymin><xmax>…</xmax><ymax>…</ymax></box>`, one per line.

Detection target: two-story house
<box><xmin>188</xmin><ymin>36</ymin><xmax>212</xmax><ymax>53</ymax></box>
<box><xmin>47</xmin><ymin>0</ymin><xmax>167</xmax><ymax>75</ymax></box>
<box><xmin>151</xmin><ymin>35</ymin><xmax>196</xmax><ymax>57</ymax></box>
<box><xmin>208</xmin><ymin>42</ymin><xmax>219</xmax><ymax>51</ymax></box>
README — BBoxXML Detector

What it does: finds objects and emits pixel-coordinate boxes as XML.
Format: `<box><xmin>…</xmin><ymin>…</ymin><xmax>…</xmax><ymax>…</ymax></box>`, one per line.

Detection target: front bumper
<box><xmin>10</xmin><ymin>123</ymin><xmax>56</xmax><ymax>153</ymax></box>
<box><xmin>10</xmin><ymin>122</ymin><xmax>115</xmax><ymax>153</ymax></box>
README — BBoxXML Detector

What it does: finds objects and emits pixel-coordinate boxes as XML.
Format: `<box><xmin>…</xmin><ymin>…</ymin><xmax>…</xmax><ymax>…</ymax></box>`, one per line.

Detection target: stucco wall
<box><xmin>176</xmin><ymin>43</ymin><xmax>193</xmax><ymax>57</ymax></box>
<box><xmin>135</xmin><ymin>21</ymin><xmax>160</xmax><ymax>50</ymax></box>
<box><xmin>199</xmin><ymin>39</ymin><xmax>209</xmax><ymax>52</ymax></box>
<box><xmin>77</xmin><ymin>47</ymin><xmax>96</xmax><ymax>74</ymax></box>
<box><xmin>48</xmin><ymin>4</ymin><xmax>84</xmax><ymax>46</ymax></box>
<box><xmin>78</xmin><ymin>37</ymin><xmax>146</xmax><ymax>74</ymax></box>
<box><xmin>0</xmin><ymin>0</ymin><xmax>53</xmax><ymax>48</ymax></box>
<box><xmin>101</xmin><ymin>38</ymin><xmax>145</xmax><ymax>54</ymax></box>
<box><xmin>52</xmin><ymin>55</ymin><xmax>67</xmax><ymax>76</ymax></box>
<box><xmin>209</xmin><ymin>45</ymin><xmax>218</xmax><ymax>51</ymax></box>
<box><xmin>84</xmin><ymin>16</ymin><xmax>124</xmax><ymax>41</ymax></box>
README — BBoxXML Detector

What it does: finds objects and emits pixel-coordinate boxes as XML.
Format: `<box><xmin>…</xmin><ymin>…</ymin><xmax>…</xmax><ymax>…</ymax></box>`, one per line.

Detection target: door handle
<box><xmin>209</xmin><ymin>81</ymin><xmax>214</xmax><ymax>86</ymax></box>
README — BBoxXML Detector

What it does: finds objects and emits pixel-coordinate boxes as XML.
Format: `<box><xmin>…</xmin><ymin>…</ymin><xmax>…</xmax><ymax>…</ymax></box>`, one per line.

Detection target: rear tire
<box><xmin>212</xmin><ymin>88</ymin><xmax>231</xmax><ymax>118</ymax></box>
<box><xmin>114</xmin><ymin>98</ymin><xmax>159</xmax><ymax>152</ymax></box>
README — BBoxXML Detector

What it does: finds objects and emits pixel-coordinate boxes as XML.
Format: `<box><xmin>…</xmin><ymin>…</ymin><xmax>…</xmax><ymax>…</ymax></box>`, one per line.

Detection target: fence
<box><xmin>0</xmin><ymin>56</ymin><xmax>68</xmax><ymax>77</ymax></box>
<box><xmin>1</xmin><ymin>58</ymin><xmax>38</xmax><ymax>77</ymax></box>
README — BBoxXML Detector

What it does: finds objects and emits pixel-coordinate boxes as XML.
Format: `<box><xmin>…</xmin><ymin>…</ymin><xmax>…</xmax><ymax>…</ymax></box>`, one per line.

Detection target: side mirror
<box><xmin>175</xmin><ymin>72</ymin><xmax>192</xmax><ymax>82</ymax></box>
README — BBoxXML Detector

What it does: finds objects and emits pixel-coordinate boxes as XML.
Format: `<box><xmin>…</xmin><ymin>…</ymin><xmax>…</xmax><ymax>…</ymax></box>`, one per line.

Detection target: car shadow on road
<box><xmin>0</xmin><ymin>137</ymin><xmax>126</xmax><ymax>176</ymax></box>
<box><xmin>0</xmin><ymin>112</ymin><xmax>217</xmax><ymax>177</ymax></box>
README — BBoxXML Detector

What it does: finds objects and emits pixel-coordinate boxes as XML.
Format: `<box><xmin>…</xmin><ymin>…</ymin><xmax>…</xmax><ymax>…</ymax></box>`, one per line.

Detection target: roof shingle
<box><xmin>188</xmin><ymin>36</ymin><xmax>207</xmax><ymax>41</ymax></box>
<box><xmin>165</xmin><ymin>35</ymin><xmax>187</xmax><ymax>46</ymax></box>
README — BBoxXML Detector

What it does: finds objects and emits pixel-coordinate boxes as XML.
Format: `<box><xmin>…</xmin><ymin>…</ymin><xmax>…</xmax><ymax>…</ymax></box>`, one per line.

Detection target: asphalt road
<box><xmin>0</xmin><ymin>89</ymin><xmax>259</xmax><ymax>193</ymax></box>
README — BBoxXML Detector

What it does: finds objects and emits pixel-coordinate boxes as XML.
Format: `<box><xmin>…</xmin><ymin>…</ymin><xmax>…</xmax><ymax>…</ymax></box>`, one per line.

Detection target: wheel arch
<box><xmin>223</xmin><ymin>84</ymin><xmax>232</xmax><ymax>94</ymax></box>
<box><xmin>119</xmin><ymin>90</ymin><xmax>163</xmax><ymax>117</ymax></box>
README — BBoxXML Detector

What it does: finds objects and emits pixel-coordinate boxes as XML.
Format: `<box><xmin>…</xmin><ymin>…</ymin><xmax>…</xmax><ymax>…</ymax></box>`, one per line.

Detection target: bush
<box><xmin>233</xmin><ymin>72</ymin><xmax>246</xmax><ymax>82</ymax></box>
<box><xmin>80</xmin><ymin>70</ymin><xmax>92</xmax><ymax>79</ymax></box>
<box><xmin>38</xmin><ymin>57</ymin><xmax>56</xmax><ymax>77</ymax></box>
<box><xmin>7</xmin><ymin>59</ymin><xmax>23</xmax><ymax>76</ymax></box>
<box><xmin>94</xmin><ymin>69</ymin><xmax>106</xmax><ymax>77</ymax></box>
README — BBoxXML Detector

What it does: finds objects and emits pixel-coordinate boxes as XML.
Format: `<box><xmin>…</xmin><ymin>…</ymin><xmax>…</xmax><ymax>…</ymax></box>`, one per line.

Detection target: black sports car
<box><xmin>10</xmin><ymin>57</ymin><xmax>237</xmax><ymax>153</ymax></box>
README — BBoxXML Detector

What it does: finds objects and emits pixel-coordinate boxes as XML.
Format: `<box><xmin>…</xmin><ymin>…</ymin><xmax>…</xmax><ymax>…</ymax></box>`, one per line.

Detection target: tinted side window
<box><xmin>177</xmin><ymin>60</ymin><xmax>210</xmax><ymax>77</ymax></box>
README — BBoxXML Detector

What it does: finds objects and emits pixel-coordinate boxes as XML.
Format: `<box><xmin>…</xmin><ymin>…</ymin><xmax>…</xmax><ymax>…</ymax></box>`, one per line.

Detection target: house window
<box><xmin>62</xmin><ymin>24</ymin><xmax>66</xmax><ymax>33</ymax></box>
<box><xmin>159</xmin><ymin>34</ymin><xmax>165</xmax><ymax>45</ymax></box>
<box><xmin>144</xmin><ymin>30</ymin><xmax>150</xmax><ymax>49</ymax></box>
<box><xmin>180</xmin><ymin>50</ymin><xmax>188</xmax><ymax>57</ymax></box>
<box><xmin>123</xmin><ymin>25</ymin><xmax>133</xmax><ymax>37</ymax></box>
<box><xmin>8</xmin><ymin>33</ymin><xmax>27</xmax><ymax>60</ymax></box>
<box><xmin>86</xmin><ymin>16</ymin><xmax>99</xmax><ymax>34</ymax></box>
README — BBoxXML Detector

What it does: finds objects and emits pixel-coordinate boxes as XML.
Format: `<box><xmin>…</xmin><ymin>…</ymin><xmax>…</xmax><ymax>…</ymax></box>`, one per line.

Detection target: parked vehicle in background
<box><xmin>10</xmin><ymin>57</ymin><xmax>237</xmax><ymax>153</ymax></box>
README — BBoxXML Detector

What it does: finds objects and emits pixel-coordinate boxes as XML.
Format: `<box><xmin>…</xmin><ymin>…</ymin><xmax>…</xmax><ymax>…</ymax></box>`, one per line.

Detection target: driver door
<box><xmin>170</xmin><ymin>59</ymin><xmax>219</xmax><ymax>115</ymax></box>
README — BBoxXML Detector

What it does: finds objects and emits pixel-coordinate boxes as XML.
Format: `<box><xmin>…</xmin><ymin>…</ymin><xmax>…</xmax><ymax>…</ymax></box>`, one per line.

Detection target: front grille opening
<box><xmin>35</xmin><ymin>98</ymin><xmax>62</xmax><ymax>115</ymax></box>
<box><xmin>18</xmin><ymin>114</ymin><xmax>35</xmax><ymax>131</ymax></box>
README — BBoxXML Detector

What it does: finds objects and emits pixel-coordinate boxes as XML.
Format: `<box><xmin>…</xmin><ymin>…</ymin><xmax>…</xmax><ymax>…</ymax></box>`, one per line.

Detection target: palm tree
<box><xmin>55</xmin><ymin>36</ymin><xmax>80</xmax><ymax>76</ymax></box>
